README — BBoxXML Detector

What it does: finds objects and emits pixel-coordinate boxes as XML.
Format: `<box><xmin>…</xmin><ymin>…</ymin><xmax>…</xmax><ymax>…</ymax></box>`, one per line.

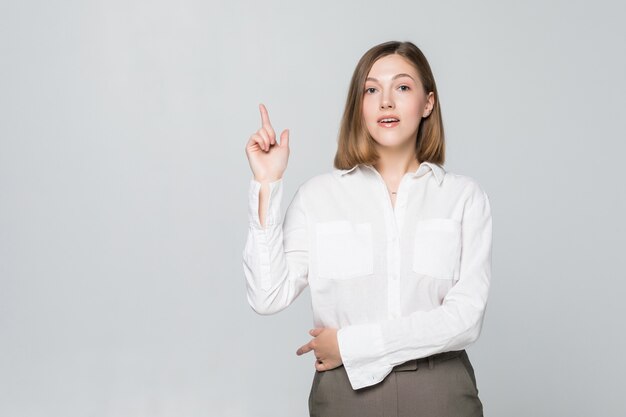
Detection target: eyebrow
<box><xmin>366</xmin><ymin>73</ymin><xmax>416</xmax><ymax>83</ymax></box>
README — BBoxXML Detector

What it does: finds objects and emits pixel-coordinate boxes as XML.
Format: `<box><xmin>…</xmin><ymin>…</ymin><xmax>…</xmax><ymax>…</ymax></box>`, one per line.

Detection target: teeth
<box><xmin>380</xmin><ymin>118</ymin><xmax>398</xmax><ymax>123</ymax></box>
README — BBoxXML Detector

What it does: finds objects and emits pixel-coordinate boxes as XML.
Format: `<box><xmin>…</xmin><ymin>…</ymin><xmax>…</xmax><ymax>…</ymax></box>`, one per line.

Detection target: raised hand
<box><xmin>245</xmin><ymin>103</ymin><xmax>290</xmax><ymax>182</ymax></box>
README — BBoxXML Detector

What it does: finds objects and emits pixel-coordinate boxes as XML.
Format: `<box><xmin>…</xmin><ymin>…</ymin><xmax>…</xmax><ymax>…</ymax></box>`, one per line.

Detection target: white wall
<box><xmin>1</xmin><ymin>0</ymin><xmax>624</xmax><ymax>416</ymax></box>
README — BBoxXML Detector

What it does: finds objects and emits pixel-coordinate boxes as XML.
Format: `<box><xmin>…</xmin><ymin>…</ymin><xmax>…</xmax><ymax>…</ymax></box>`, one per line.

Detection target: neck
<box><xmin>372</xmin><ymin>149</ymin><xmax>420</xmax><ymax>180</ymax></box>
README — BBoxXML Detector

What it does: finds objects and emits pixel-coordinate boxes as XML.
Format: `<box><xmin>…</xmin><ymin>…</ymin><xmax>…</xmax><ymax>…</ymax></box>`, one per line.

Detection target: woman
<box><xmin>243</xmin><ymin>40</ymin><xmax>492</xmax><ymax>417</ymax></box>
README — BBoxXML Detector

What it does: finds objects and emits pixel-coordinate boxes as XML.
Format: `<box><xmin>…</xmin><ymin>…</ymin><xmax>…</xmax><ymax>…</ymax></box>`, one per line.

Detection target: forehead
<box><xmin>367</xmin><ymin>54</ymin><xmax>419</xmax><ymax>81</ymax></box>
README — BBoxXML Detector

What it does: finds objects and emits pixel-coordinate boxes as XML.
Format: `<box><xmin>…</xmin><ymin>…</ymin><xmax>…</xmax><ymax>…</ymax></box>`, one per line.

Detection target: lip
<box><xmin>377</xmin><ymin>114</ymin><xmax>400</xmax><ymax>123</ymax></box>
<box><xmin>378</xmin><ymin>120</ymin><xmax>400</xmax><ymax>128</ymax></box>
<box><xmin>377</xmin><ymin>114</ymin><xmax>400</xmax><ymax>128</ymax></box>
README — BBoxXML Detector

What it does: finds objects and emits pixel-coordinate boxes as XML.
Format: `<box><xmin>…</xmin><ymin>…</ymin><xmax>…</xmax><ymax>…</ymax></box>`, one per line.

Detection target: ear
<box><xmin>423</xmin><ymin>92</ymin><xmax>435</xmax><ymax>117</ymax></box>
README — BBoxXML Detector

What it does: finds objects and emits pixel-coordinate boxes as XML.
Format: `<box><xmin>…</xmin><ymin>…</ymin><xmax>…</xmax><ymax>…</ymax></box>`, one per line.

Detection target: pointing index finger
<box><xmin>259</xmin><ymin>103</ymin><xmax>273</xmax><ymax>130</ymax></box>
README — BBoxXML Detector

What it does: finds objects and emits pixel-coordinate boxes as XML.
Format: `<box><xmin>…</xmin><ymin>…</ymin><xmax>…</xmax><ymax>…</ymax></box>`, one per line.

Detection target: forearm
<box><xmin>337</xmin><ymin>292</ymin><xmax>487</xmax><ymax>388</ymax></box>
<box><xmin>255</xmin><ymin>176</ymin><xmax>281</xmax><ymax>228</ymax></box>
<box><xmin>243</xmin><ymin>178</ymin><xmax>309</xmax><ymax>314</ymax></box>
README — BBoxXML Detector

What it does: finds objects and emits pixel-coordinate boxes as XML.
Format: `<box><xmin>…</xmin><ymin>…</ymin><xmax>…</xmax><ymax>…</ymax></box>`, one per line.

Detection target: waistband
<box><xmin>391</xmin><ymin>349</ymin><xmax>465</xmax><ymax>372</ymax></box>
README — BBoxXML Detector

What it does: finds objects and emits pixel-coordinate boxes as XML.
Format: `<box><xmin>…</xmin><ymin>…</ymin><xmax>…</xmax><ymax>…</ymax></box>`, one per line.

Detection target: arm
<box><xmin>337</xmin><ymin>187</ymin><xmax>493</xmax><ymax>390</ymax></box>
<box><xmin>243</xmin><ymin>177</ymin><xmax>309</xmax><ymax>315</ymax></box>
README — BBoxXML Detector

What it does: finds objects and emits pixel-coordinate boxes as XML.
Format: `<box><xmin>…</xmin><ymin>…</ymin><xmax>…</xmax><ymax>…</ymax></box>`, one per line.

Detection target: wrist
<box><xmin>253</xmin><ymin>175</ymin><xmax>283</xmax><ymax>184</ymax></box>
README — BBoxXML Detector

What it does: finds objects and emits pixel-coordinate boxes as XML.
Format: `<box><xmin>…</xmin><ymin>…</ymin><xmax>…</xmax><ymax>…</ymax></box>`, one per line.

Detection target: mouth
<box><xmin>378</xmin><ymin>117</ymin><xmax>400</xmax><ymax>127</ymax></box>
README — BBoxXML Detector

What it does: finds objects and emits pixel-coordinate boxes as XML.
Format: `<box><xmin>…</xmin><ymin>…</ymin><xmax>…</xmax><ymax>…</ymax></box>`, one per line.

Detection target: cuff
<box><xmin>337</xmin><ymin>322</ymin><xmax>390</xmax><ymax>390</ymax></box>
<box><xmin>248</xmin><ymin>177</ymin><xmax>283</xmax><ymax>229</ymax></box>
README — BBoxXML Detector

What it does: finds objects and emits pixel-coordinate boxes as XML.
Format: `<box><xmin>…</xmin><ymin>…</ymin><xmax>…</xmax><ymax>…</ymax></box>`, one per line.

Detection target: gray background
<box><xmin>1</xmin><ymin>0</ymin><xmax>624</xmax><ymax>416</ymax></box>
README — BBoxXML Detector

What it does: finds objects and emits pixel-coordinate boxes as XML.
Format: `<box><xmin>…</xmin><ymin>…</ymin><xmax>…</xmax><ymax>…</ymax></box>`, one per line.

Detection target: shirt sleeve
<box><xmin>336</xmin><ymin>186</ymin><xmax>493</xmax><ymax>390</ymax></box>
<box><xmin>242</xmin><ymin>177</ymin><xmax>309</xmax><ymax>315</ymax></box>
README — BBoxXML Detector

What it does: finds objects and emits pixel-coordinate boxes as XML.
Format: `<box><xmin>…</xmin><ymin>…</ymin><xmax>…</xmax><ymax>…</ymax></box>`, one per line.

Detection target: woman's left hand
<box><xmin>296</xmin><ymin>328</ymin><xmax>343</xmax><ymax>371</ymax></box>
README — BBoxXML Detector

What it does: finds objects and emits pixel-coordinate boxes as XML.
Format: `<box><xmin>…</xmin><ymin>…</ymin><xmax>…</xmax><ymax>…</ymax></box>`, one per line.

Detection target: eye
<box><xmin>398</xmin><ymin>85</ymin><xmax>410</xmax><ymax>91</ymax></box>
<box><xmin>364</xmin><ymin>87</ymin><xmax>377</xmax><ymax>94</ymax></box>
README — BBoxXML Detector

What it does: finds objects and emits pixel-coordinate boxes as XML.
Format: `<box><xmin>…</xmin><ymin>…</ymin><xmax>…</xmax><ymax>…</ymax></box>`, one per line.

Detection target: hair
<box><xmin>333</xmin><ymin>41</ymin><xmax>445</xmax><ymax>170</ymax></box>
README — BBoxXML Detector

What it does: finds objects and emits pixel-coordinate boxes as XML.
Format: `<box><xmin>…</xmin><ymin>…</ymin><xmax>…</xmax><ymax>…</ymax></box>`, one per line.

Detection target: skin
<box><xmin>245</xmin><ymin>104</ymin><xmax>289</xmax><ymax>228</ymax></box>
<box><xmin>364</xmin><ymin>53</ymin><xmax>435</xmax><ymax>207</ymax></box>
<box><xmin>245</xmin><ymin>53</ymin><xmax>435</xmax><ymax>373</ymax></box>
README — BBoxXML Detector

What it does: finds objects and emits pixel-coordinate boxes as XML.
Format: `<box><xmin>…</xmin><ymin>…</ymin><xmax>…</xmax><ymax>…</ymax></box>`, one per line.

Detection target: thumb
<box><xmin>309</xmin><ymin>328</ymin><xmax>324</xmax><ymax>337</ymax></box>
<box><xmin>280</xmin><ymin>129</ymin><xmax>289</xmax><ymax>148</ymax></box>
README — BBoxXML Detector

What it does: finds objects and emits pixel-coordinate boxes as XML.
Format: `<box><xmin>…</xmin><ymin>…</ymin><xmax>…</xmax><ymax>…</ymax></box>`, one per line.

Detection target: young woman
<box><xmin>243</xmin><ymin>40</ymin><xmax>492</xmax><ymax>417</ymax></box>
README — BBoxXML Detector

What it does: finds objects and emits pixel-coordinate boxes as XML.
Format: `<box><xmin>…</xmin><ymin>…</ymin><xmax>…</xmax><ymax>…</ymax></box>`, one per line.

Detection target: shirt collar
<box><xmin>335</xmin><ymin>161</ymin><xmax>445</xmax><ymax>185</ymax></box>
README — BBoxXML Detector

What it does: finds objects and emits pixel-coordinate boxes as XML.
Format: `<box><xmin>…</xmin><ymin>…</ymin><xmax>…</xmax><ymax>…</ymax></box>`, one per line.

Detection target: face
<box><xmin>362</xmin><ymin>54</ymin><xmax>434</xmax><ymax>151</ymax></box>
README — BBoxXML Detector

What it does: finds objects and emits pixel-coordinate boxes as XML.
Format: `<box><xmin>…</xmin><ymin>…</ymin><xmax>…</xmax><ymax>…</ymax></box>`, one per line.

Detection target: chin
<box><xmin>374</xmin><ymin>141</ymin><xmax>410</xmax><ymax>150</ymax></box>
<box><xmin>372</xmin><ymin>134</ymin><xmax>412</xmax><ymax>146</ymax></box>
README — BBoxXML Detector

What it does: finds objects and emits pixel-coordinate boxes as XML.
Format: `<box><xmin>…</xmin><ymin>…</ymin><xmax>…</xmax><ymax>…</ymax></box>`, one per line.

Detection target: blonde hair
<box><xmin>334</xmin><ymin>41</ymin><xmax>445</xmax><ymax>169</ymax></box>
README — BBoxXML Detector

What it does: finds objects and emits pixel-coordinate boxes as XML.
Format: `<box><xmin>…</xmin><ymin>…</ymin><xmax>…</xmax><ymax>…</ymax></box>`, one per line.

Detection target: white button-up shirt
<box><xmin>242</xmin><ymin>161</ymin><xmax>493</xmax><ymax>390</ymax></box>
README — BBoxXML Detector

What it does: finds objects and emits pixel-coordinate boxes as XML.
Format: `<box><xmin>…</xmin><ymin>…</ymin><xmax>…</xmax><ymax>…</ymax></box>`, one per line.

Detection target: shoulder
<box><xmin>296</xmin><ymin>170</ymin><xmax>339</xmax><ymax>195</ymax></box>
<box><xmin>442</xmin><ymin>170</ymin><xmax>492</xmax><ymax>219</ymax></box>
<box><xmin>442</xmin><ymin>169</ymin><xmax>491</xmax><ymax>212</ymax></box>
<box><xmin>443</xmin><ymin>170</ymin><xmax>489</xmax><ymax>196</ymax></box>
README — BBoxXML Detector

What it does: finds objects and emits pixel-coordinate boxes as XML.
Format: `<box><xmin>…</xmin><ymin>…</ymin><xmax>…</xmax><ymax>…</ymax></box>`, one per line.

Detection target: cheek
<box><xmin>362</xmin><ymin>101</ymin><xmax>376</xmax><ymax>124</ymax></box>
<box><xmin>401</xmin><ymin>96</ymin><xmax>423</xmax><ymax>115</ymax></box>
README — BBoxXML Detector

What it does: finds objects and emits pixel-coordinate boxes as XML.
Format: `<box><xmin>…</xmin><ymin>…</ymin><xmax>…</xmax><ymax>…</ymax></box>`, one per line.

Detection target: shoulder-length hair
<box><xmin>333</xmin><ymin>41</ymin><xmax>445</xmax><ymax>170</ymax></box>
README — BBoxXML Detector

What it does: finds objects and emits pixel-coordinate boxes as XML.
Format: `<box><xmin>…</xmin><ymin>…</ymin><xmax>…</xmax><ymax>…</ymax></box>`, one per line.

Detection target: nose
<box><xmin>380</xmin><ymin>92</ymin><xmax>394</xmax><ymax>109</ymax></box>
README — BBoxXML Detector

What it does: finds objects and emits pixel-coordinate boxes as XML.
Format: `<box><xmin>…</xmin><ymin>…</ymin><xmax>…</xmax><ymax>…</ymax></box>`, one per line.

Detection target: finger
<box><xmin>296</xmin><ymin>342</ymin><xmax>313</xmax><ymax>356</ymax></box>
<box><xmin>257</xmin><ymin>128</ymin><xmax>271</xmax><ymax>151</ymax></box>
<box><xmin>248</xmin><ymin>134</ymin><xmax>265</xmax><ymax>151</ymax></box>
<box><xmin>279</xmin><ymin>129</ymin><xmax>289</xmax><ymax>148</ymax></box>
<box><xmin>309</xmin><ymin>328</ymin><xmax>323</xmax><ymax>337</ymax></box>
<box><xmin>259</xmin><ymin>103</ymin><xmax>275</xmax><ymax>137</ymax></box>
<box><xmin>259</xmin><ymin>126</ymin><xmax>276</xmax><ymax>147</ymax></box>
<box><xmin>261</xmin><ymin>126</ymin><xmax>276</xmax><ymax>144</ymax></box>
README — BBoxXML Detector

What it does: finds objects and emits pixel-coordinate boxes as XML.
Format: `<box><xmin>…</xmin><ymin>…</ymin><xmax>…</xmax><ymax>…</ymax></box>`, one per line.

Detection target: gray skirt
<box><xmin>308</xmin><ymin>350</ymin><xmax>483</xmax><ymax>417</ymax></box>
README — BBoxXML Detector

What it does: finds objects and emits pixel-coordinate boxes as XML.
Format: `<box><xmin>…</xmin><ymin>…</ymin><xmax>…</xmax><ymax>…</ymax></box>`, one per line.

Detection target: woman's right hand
<box><xmin>245</xmin><ymin>103</ymin><xmax>290</xmax><ymax>182</ymax></box>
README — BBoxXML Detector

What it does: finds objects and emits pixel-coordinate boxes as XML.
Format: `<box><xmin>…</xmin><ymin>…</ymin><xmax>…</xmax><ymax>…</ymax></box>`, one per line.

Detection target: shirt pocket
<box><xmin>315</xmin><ymin>220</ymin><xmax>374</xmax><ymax>280</ymax></box>
<box><xmin>412</xmin><ymin>218</ymin><xmax>462</xmax><ymax>280</ymax></box>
